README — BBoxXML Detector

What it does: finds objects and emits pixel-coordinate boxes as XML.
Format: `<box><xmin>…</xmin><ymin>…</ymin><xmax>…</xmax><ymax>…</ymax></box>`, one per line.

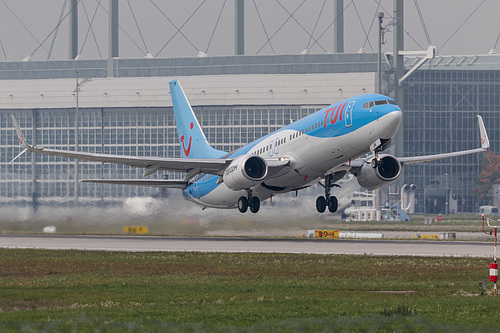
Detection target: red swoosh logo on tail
<box><xmin>180</xmin><ymin>135</ymin><xmax>192</xmax><ymax>157</ymax></box>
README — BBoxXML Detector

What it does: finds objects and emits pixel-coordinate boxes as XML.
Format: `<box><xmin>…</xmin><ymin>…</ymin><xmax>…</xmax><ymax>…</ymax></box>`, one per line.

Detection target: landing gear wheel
<box><xmin>238</xmin><ymin>196</ymin><xmax>248</xmax><ymax>213</ymax></box>
<box><xmin>316</xmin><ymin>196</ymin><xmax>326</xmax><ymax>213</ymax></box>
<box><xmin>249</xmin><ymin>196</ymin><xmax>260</xmax><ymax>213</ymax></box>
<box><xmin>327</xmin><ymin>196</ymin><xmax>338</xmax><ymax>213</ymax></box>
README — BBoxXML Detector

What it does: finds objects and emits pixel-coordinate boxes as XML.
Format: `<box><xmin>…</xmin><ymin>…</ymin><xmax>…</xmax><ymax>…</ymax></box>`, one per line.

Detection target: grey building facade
<box><xmin>0</xmin><ymin>53</ymin><xmax>498</xmax><ymax>213</ymax></box>
<box><xmin>404</xmin><ymin>63</ymin><xmax>500</xmax><ymax>214</ymax></box>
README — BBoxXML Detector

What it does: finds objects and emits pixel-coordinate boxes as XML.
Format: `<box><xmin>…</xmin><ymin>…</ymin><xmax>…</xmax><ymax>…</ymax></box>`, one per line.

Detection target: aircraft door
<box><xmin>345</xmin><ymin>101</ymin><xmax>355</xmax><ymax>127</ymax></box>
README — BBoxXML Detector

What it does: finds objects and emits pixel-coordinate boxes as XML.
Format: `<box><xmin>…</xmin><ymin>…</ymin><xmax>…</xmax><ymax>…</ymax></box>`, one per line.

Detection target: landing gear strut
<box><xmin>316</xmin><ymin>174</ymin><xmax>339</xmax><ymax>213</ymax></box>
<box><xmin>238</xmin><ymin>190</ymin><xmax>260</xmax><ymax>213</ymax></box>
<box><xmin>371</xmin><ymin>152</ymin><xmax>382</xmax><ymax>168</ymax></box>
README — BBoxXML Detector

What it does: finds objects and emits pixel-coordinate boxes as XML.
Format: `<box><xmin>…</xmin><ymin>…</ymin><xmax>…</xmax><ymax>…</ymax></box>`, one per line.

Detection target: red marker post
<box><xmin>482</xmin><ymin>214</ymin><xmax>499</xmax><ymax>295</ymax></box>
<box><xmin>490</xmin><ymin>263</ymin><xmax>498</xmax><ymax>283</ymax></box>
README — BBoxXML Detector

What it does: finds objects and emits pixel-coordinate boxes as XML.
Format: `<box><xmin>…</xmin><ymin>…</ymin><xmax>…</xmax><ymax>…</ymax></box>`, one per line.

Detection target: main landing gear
<box><xmin>316</xmin><ymin>174</ymin><xmax>339</xmax><ymax>213</ymax></box>
<box><xmin>238</xmin><ymin>190</ymin><xmax>260</xmax><ymax>213</ymax></box>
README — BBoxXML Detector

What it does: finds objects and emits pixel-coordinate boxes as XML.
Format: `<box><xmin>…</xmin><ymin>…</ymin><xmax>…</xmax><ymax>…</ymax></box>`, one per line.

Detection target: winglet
<box><xmin>10</xmin><ymin>114</ymin><xmax>31</xmax><ymax>150</ymax></box>
<box><xmin>477</xmin><ymin>115</ymin><xmax>490</xmax><ymax>150</ymax></box>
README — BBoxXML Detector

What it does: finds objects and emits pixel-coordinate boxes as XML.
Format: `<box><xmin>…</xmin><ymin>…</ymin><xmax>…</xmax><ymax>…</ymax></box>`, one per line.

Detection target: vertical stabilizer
<box><xmin>169</xmin><ymin>79</ymin><xmax>226</xmax><ymax>159</ymax></box>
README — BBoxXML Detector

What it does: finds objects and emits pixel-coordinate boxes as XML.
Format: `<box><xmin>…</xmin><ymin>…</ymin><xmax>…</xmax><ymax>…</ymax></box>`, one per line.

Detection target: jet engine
<box><xmin>223</xmin><ymin>155</ymin><xmax>268</xmax><ymax>190</ymax></box>
<box><xmin>356</xmin><ymin>155</ymin><xmax>401</xmax><ymax>190</ymax></box>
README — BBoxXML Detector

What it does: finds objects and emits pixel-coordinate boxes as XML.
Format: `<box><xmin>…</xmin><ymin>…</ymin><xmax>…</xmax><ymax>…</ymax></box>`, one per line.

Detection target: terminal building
<box><xmin>0</xmin><ymin>52</ymin><xmax>499</xmax><ymax>214</ymax></box>
<box><xmin>0</xmin><ymin>1</ymin><xmax>498</xmax><ymax>214</ymax></box>
<box><xmin>402</xmin><ymin>56</ymin><xmax>500</xmax><ymax>214</ymax></box>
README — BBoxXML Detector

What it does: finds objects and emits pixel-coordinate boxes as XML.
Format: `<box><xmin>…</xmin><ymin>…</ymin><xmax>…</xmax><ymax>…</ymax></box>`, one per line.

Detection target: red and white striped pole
<box><xmin>492</xmin><ymin>228</ymin><xmax>498</xmax><ymax>296</ymax></box>
<box><xmin>482</xmin><ymin>215</ymin><xmax>499</xmax><ymax>295</ymax></box>
<box><xmin>490</xmin><ymin>262</ymin><xmax>498</xmax><ymax>295</ymax></box>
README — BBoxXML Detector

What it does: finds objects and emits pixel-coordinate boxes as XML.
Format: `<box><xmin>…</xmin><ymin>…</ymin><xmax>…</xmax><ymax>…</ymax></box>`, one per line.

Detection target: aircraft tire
<box><xmin>238</xmin><ymin>196</ymin><xmax>248</xmax><ymax>213</ymax></box>
<box><xmin>328</xmin><ymin>196</ymin><xmax>338</xmax><ymax>213</ymax></box>
<box><xmin>249</xmin><ymin>197</ymin><xmax>260</xmax><ymax>213</ymax></box>
<box><xmin>316</xmin><ymin>196</ymin><xmax>326</xmax><ymax>213</ymax></box>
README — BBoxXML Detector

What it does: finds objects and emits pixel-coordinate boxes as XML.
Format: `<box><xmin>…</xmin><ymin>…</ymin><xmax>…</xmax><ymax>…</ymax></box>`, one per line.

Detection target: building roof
<box><xmin>0</xmin><ymin>73</ymin><xmax>375</xmax><ymax>109</ymax></box>
<box><xmin>0</xmin><ymin>53</ymin><xmax>378</xmax><ymax>80</ymax></box>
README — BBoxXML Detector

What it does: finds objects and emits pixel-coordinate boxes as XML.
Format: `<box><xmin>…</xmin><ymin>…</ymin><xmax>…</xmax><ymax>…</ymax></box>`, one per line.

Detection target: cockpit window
<box><xmin>363</xmin><ymin>99</ymin><xmax>397</xmax><ymax>108</ymax></box>
<box><xmin>363</xmin><ymin>101</ymin><xmax>374</xmax><ymax>108</ymax></box>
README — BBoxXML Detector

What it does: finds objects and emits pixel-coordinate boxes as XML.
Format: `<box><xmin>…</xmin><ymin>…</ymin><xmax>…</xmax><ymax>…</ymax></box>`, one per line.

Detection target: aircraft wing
<box><xmin>398</xmin><ymin>147</ymin><xmax>487</xmax><ymax>166</ymax></box>
<box><xmin>398</xmin><ymin>115</ymin><xmax>489</xmax><ymax>166</ymax></box>
<box><xmin>344</xmin><ymin>115</ymin><xmax>489</xmax><ymax>173</ymax></box>
<box><xmin>10</xmin><ymin>115</ymin><xmax>290</xmax><ymax>179</ymax></box>
<box><xmin>81</xmin><ymin>179</ymin><xmax>188</xmax><ymax>188</ymax></box>
<box><xmin>10</xmin><ymin>115</ymin><xmax>229</xmax><ymax>177</ymax></box>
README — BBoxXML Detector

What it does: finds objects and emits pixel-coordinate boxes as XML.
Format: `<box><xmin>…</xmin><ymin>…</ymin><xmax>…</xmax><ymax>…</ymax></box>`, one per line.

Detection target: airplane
<box><xmin>10</xmin><ymin>79</ymin><xmax>490</xmax><ymax>214</ymax></box>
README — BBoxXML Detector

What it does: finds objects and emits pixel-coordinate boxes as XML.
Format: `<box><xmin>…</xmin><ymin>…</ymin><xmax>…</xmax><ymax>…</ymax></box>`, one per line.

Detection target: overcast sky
<box><xmin>0</xmin><ymin>0</ymin><xmax>498</xmax><ymax>61</ymax></box>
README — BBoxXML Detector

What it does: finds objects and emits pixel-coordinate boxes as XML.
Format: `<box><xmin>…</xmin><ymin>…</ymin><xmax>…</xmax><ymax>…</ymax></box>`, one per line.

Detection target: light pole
<box><xmin>74</xmin><ymin>71</ymin><xmax>92</xmax><ymax>203</ymax></box>
<box><xmin>75</xmin><ymin>71</ymin><xmax>79</xmax><ymax>202</ymax></box>
<box><xmin>376</xmin><ymin>12</ymin><xmax>384</xmax><ymax>94</ymax></box>
<box><xmin>374</xmin><ymin>12</ymin><xmax>384</xmax><ymax>218</ymax></box>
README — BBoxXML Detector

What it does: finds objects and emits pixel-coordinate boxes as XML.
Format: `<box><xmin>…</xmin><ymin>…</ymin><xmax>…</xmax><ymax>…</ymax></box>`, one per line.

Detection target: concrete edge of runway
<box><xmin>0</xmin><ymin>234</ymin><xmax>494</xmax><ymax>257</ymax></box>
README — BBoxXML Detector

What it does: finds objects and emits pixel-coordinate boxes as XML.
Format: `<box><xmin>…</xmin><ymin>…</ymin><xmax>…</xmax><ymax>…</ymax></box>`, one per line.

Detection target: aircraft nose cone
<box><xmin>382</xmin><ymin>109</ymin><xmax>402</xmax><ymax>139</ymax></box>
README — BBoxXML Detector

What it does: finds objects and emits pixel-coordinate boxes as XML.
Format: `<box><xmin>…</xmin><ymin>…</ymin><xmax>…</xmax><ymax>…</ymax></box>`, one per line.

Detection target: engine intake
<box><xmin>356</xmin><ymin>155</ymin><xmax>401</xmax><ymax>190</ymax></box>
<box><xmin>223</xmin><ymin>155</ymin><xmax>268</xmax><ymax>190</ymax></box>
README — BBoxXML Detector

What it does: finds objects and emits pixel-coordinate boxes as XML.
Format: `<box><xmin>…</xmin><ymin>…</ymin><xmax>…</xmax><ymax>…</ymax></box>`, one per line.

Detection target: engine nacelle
<box><xmin>223</xmin><ymin>155</ymin><xmax>268</xmax><ymax>190</ymax></box>
<box><xmin>356</xmin><ymin>155</ymin><xmax>402</xmax><ymax>190</ymax></box>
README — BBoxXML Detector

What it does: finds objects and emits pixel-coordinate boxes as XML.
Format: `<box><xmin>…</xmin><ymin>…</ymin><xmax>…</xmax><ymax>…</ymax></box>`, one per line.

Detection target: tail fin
<box><xmin>169</xmin><ymin>79</ymin><xmax>226</xmax><ymax>159</ymax></box>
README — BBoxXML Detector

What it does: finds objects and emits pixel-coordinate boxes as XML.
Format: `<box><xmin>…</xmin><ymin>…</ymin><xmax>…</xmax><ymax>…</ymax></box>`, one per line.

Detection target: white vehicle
<box><xmin>479</xmin><ymin>205</ymin><xmax>499</xmax><ymax>216</ymax></box>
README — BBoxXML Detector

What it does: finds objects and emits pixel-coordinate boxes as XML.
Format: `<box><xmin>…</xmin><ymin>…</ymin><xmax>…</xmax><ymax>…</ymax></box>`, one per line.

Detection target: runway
<box><xmin>0</xmin><ymin>234</ymin><xmax>494</xmax><ymax>257</ymax></box>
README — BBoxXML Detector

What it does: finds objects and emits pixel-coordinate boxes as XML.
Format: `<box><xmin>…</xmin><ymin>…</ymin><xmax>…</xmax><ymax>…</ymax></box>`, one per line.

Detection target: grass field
<box><xmin>0</xmin><ymin>249</ymin><xmax>499</xmax><ymax>332</ymax></box>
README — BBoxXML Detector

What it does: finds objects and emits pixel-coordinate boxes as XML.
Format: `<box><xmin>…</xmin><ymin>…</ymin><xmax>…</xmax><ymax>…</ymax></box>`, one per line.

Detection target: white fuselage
<box><xmin>183</xmin><ymin>99</ymin><xmax>402</xmax><ymax>209</ymax></box>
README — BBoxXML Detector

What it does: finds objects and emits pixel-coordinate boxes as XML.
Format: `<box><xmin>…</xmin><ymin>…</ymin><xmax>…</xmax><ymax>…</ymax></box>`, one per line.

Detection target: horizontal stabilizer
<box><xmin>81</xmin><ymin>179</ymin><xmax>188</xmax><ymax>189</ymax></box>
